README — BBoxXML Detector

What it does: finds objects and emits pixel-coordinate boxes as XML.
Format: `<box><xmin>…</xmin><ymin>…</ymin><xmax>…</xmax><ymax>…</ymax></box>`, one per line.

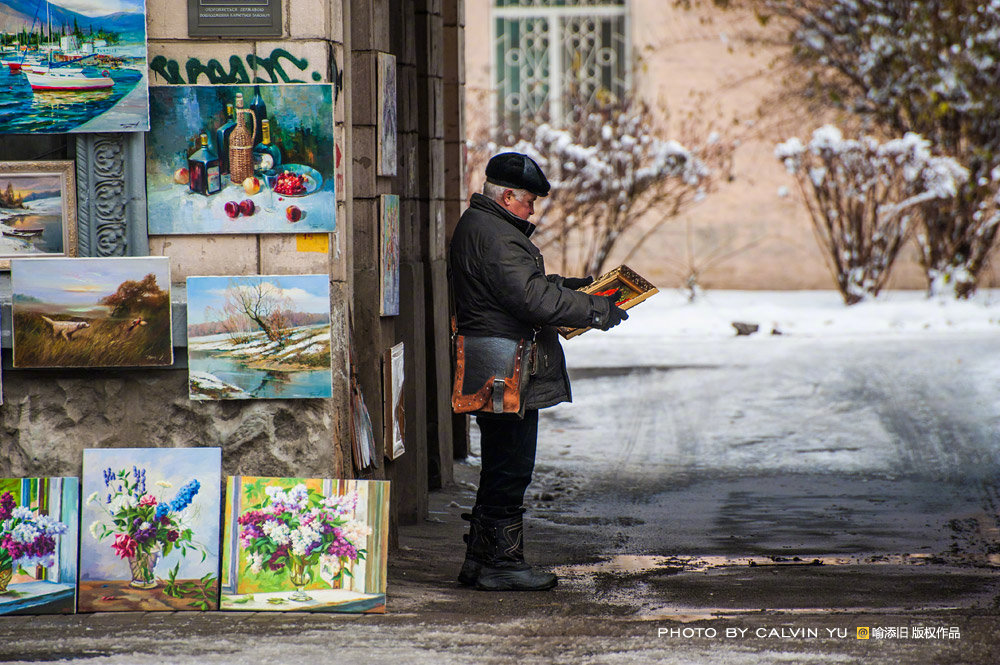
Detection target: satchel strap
<box><xmin>492</xmin><ymin>378</ymin><xmax>506</xmax><ymax>413</ymax></box>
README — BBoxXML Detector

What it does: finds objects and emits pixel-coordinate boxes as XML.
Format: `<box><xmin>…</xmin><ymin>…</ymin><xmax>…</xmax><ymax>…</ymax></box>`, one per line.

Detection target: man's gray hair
<box><xmin>483</xmin><ymin>180</ymin><xmax>529</xmax><ymax>203</ymax></box>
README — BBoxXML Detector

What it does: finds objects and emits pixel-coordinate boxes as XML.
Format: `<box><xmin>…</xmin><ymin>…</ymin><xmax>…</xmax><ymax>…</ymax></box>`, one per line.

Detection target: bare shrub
<box><xmin>776</xmin><ymin>125</ymin><xmax>967</xmax><ymax>304</ymax></box>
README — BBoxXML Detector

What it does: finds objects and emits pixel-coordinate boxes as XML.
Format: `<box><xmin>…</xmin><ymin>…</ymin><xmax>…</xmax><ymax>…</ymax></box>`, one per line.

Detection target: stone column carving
<box><xmin>75</xmin><ymin>132</ymin><xmax>149</xmax><ymax>257</ymax></box>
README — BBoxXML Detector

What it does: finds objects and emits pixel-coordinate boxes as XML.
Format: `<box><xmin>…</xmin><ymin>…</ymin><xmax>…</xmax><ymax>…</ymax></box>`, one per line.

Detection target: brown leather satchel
<box><xmin>451</xmin><ymin>332</ymin><xmax>534</xmax><ymax>418</ymax></box>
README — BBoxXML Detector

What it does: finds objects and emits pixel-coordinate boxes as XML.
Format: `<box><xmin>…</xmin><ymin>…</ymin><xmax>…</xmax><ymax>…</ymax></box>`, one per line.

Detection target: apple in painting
<box><xmin>173</xmin><ymin>167</ymin><xmax>189</xmax><ymax>185</ymax></box>
<box><xmin>224</xmin><ymin>201</ymin><xmax>240</xmax><ymax>219</ymax></box>
<box><xmin>239</xmin><ymin>199</ymin><xmax>255</xmax><ymax>216</ymax></box>
<box><xmin>242</xmin><ymin>176</ymin><xmax>261</xmax><ymax>195</ymax></box>
<box><xmin>286</xmin><ymin>205</ymin><xmax>302</xmax><ymax>222</ymax></box>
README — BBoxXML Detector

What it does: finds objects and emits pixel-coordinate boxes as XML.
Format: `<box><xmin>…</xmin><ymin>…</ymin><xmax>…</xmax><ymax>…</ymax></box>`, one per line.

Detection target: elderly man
<box><xmin>449</xmin><ymin>152</ymin><xmax>628</xmax><ymax>591</ymax></box>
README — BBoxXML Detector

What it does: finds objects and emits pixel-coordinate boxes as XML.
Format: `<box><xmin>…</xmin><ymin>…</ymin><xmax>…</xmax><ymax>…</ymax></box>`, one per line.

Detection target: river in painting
<box><xmin>189</xmin><ymin>348</ymin><xmax>333</xmax><ymax>400</ymax></box>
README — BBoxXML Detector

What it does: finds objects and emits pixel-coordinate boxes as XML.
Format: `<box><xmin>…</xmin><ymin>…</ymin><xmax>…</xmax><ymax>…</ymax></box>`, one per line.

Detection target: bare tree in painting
<box><xmin>209</xmin><ymin>279</ymin><xmax>294</xmax><ymax>347</ymax></box>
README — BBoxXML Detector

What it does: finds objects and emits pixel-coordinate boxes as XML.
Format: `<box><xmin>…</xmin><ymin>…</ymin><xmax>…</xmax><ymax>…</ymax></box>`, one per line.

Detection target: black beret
<box><xmin>485</xmin><ymin>152</ymin><xmax>550</xmax><ymax>197</ymax></box>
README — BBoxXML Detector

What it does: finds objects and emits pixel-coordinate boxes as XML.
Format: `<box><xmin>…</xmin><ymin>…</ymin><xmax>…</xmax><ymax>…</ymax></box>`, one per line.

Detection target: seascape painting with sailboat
<box><xmin>0</xmin><ymin>0</ymin><xmax>149</xmax><ymax>133</ymax></box>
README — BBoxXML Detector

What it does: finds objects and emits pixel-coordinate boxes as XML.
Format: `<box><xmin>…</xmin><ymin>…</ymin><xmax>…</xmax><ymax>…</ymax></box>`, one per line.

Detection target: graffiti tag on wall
<box><xmin>150</xmin><ymin>48</ymin><xmax>344</xmax><ymax>103</ymax></box>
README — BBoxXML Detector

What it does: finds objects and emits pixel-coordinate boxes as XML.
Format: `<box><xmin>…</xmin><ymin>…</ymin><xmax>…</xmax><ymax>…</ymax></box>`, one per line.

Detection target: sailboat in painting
<box><xmin>0</xmin><ymin>0</ymin><xmax>150</xmax><ymax>133</ymax></box>
<box><xmin>14</xmin><ymin>1</ymin><xmax>115</xmax><ymax>91</ymax></box>
<box><xmin>25</xmin><ymin>66</ymin><xmax>114</xmax><ymax>91</ymax></box>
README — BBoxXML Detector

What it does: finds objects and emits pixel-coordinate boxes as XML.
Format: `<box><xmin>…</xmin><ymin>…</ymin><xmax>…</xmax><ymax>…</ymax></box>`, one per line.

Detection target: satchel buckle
<box><xmin>491</xmin><ymin>378</ymin><xmax>506</xmax><ymax>413</ymax></box>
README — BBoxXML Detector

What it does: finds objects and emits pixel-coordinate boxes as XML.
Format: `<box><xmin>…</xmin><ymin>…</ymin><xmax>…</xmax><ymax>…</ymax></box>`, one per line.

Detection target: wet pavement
<box><xmin>2</xmin><ymin>334</ymin><xmax>1000</xmax><ymax>663</ymax></box>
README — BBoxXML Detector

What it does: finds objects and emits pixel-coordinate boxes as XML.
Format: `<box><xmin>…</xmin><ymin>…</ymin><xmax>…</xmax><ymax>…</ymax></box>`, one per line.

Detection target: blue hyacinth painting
<box><xmin>78</xmin><ymin>447</ymin><xmax>222</xmax><ymax>612</ymax></box>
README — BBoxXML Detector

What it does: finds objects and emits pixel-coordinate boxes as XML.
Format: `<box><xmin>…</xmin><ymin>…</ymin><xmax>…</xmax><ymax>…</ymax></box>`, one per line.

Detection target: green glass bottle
<box><xmin>252</xmin><ymin>119</ymin><xmax>283</xmax><ymax>173</ymax></box>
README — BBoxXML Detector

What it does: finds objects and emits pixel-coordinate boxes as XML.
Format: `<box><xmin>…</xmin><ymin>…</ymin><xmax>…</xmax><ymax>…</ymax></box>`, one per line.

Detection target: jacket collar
<box><xmin>470</xmin><ymin>193</ymin><xmax>536</xmax><ymax>238</ymax></box>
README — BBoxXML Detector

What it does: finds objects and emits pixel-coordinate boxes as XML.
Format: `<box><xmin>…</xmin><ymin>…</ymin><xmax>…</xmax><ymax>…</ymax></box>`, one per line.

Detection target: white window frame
<box><xmin>490</xmin><ymin>1</ymin><xmax>632</xmax><ymax>130</ymax></box>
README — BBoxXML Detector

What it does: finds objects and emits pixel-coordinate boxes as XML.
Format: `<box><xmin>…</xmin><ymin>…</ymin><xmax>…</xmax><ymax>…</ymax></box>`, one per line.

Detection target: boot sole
<box><xmin>474</xmin><ymin>571</ymin><xmax>558</xmax><ymax>592</ymax></box>
<box><xmin>457</xmin><ymin>560</ymin><xmax>482</xmax><ymax>586</ymax></box>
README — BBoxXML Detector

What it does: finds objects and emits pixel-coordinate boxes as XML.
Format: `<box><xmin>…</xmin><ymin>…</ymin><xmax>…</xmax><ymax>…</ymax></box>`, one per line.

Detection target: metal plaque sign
<box><xmin>188</xmin><ymin>0</ymin><xmax>282</xmax><ymax>37</ymax></box>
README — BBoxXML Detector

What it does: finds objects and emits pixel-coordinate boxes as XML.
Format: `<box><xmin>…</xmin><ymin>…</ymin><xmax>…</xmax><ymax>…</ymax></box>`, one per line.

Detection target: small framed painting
<box><xmin>376</xmin><ymin>53</ymin><xmax>397</xmax><ymax>176</ymax></box>
<box><xmin>379</xmin><ymin>194</ymin><xmax>400</xmax><ymax>316</ymax></box>
<box><xmin>382</xmin><ymin>342</ymin><xmax>405</xmax><ymax>460</ymax></box>
<box><xmin>557</xmin><ymin>264</ymin><xmax>659</xmax><ymax>339</ymax></box>
<box><xmin>0</xmin><ymin>161</ymin><xmax>77</xmax><ymax>268</ymax></box>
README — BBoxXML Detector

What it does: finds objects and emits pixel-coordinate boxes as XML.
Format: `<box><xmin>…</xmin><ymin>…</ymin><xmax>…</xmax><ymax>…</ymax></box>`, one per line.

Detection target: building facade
<box><xmin>465</xmin><ymin>0</ymin><xmax>984</xmax><ymax>291</ymax></box>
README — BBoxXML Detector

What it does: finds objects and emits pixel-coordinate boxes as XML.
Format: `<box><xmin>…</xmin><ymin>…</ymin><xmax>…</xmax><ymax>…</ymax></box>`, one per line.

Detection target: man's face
<box><xmin>503</xmin><ymin>189</ymin><xmax>537</xmax><ymax>221</ymax></box>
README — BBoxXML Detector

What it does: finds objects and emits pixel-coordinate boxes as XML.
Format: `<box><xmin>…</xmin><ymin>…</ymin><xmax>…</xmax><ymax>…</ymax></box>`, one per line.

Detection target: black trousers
<box><xmin>475</xmin><ymin>409</ymin><xmax>539</xmax><ymax>511</ymax></box>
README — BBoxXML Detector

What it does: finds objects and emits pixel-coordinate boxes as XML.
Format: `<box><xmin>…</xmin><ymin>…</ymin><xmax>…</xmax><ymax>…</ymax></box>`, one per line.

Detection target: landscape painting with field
<box><xmin>220</xmin><ymin>476</ymin><xmax>389</xmax><ymax>613</ymax></box>
<box><xmin>0</xmin><ymin>0</ymin><xmax>150</xmax><ymax>133</ymax></box>
<box><xmin>11</xmin><ymin>256</ymin><xmax>172</xmax><ymax>368</ymax></box>
<box><xmin>186</xmin><ymin>274</ymin><xmax>332</xmax><ymax>400</ymax></box>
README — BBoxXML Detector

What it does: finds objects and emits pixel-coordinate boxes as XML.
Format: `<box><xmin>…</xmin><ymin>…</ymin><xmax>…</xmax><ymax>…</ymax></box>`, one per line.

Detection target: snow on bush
<box><xmin>759</xmin><ymin>0</ymin><xmax>1000</xmax><ymax>297</ymax></box>
<box><xmin>776</xmin><ymin>125</ymin><xmax>967</xmax><ymax>304</ymax></box>
<box><xmin>469</xmin><ymin>98</ymin><xmax>733</xmax><ymax>277</ymax></box>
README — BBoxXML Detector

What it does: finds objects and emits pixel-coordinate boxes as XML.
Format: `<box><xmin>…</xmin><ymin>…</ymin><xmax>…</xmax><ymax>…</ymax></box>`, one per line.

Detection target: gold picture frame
<box><xmin>0</xmin><ymin>161</ymin><xmax>77</xmax><ymax>269</ymax></box>
<box><xmin>558</xmin><ymin>264</ymin><xmax>659</xmax><ymax>339</ymax></box>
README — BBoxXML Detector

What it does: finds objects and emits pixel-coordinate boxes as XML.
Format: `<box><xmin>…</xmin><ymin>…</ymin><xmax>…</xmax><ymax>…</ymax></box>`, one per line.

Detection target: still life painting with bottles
<box><xmin>144</xmin><ymin>83</ymin><xmax>336</xmax><ymax>235</ymax></box>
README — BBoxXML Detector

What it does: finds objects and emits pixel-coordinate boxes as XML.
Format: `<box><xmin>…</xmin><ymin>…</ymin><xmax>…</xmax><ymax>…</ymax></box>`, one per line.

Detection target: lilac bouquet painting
<box><xmin>79</xmin><ymin>448</ymin><xmax>222</xmax><ymax>612</ymax></box>
<box><xmin>221</xmin><ymin>477</ymin><xmax>389</xmax><ymax>613</ymax></box>
<box><xmin>0</xmin><ymin>478</ymin><xmax>78</xmax><ymax>615</ymax></box>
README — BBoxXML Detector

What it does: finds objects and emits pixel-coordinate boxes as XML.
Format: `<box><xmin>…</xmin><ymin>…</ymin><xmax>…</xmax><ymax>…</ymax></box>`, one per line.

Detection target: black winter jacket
<box><xmin>449</xmin><ymin>194</ymin><xmax>612</xmax><ymax>410</ymax></box>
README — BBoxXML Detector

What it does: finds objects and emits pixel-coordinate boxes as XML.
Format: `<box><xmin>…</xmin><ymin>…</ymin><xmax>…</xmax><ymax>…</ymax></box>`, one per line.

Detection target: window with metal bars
<box><xmin>492</xmin><ymin>0</ymin><xmax>630</xmax><ymax>134</ymax></box>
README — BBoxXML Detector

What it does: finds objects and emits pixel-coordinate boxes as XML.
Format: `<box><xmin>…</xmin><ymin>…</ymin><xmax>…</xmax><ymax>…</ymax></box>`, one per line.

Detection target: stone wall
<box><xmin>0</xmin><ymin>0</ymin><xmax>465</xmax><ymax>528</ymax></box>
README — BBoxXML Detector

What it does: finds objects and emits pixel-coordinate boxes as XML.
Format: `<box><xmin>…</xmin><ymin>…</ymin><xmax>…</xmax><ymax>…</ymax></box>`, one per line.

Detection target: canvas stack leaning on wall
<box><xmin>186</xmin><ymin>274</ymin><xmax>333</xmax><ymax>400</ymax></box>
<box><xmin>220</xmin><ymin>477</ymin><xmax>390</xmax><ymax>613</ymax></box>
<box><xmin>0</xmin><ymin>477</ymin><xmax>79</xmax><ymax>616</ymax></box>
<box><xmin>78</xmin><ymin>447</ymin><xmax>222</xmax><ymax>612</ymax></box>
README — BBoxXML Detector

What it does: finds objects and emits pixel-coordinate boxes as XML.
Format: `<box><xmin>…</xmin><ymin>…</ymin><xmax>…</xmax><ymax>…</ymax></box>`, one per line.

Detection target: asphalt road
<box><xmin>2</xmin><ymin>334</ymin><xmax>999</xmax><ymax>664</ymax></box>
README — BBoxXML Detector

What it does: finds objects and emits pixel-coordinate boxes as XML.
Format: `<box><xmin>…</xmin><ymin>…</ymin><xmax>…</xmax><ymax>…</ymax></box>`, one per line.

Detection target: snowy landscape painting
<box><xmin>0</xmin><ymin>161</ymin><xmax>76</xmax><ymax>263</ymax></box>
<box><xmin>11</xmin><ymin>257</ymin><xmax>172</xmax><ymax>368</ymax></box>
<box><xmin>0</xmin><ymin>477</ymin><xmax>78</xmax><ymax>616</ymax></box>
<box><xmin>220</xmin><ymin>476</ymin><xmax>389</xmax><ymax>613</ymax></box>
<box><xmin>0</xmin><ymin>0</ymin><xmax>150</xmax><ymax>133</ymax></box>
<box><xmin>187</xmin><ymin>275</ymin><xmax>333</xmax><ymax>400</ymax></box>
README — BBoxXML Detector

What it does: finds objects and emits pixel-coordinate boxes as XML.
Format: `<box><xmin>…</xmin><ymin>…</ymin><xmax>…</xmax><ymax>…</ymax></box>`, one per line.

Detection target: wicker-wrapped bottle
<box><xmin>228</xmin><ymin>92</ymin><xmax>257</xmax><ymax>185</ymax></box>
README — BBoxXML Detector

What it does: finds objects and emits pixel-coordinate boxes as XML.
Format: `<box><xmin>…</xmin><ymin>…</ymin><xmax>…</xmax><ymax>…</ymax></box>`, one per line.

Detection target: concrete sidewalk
<box><xmin>1</xmin><ymin>461</ymin><xmax>998</xmax><ymax>664</ymax></box>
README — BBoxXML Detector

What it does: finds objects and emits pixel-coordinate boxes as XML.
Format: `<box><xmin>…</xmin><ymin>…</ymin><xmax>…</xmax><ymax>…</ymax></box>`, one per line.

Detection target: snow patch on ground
<box><xmin>550</xmin><ymin>289</ymin><xmax>1000</xmax><ymax>479</ymax></box>
<box><xmin>564</xmin><ymin>289</ymin><xmax>1000</xmax><ymax>369</ymax></box>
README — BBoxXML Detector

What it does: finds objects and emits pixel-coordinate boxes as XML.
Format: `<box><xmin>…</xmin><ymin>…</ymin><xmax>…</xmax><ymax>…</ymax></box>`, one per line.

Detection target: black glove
<box><xmin>562</xmin><ymin>276</ymin><xmax>594</xmax><ymax>290</ymax></box>
<box><xmin>598</xmin><ymin>294</ymin><xmax>629</xmax><ymax>330</ymax></box>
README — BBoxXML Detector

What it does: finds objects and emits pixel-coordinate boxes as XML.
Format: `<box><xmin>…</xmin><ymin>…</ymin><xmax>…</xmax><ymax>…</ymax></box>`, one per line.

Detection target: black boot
<box><xmin>457</xmin><ymin>507</ymin><xmax>488</xmax><ymax>586</ymax></box>
<box><xmin>474</xmin><ymin>507</ymin><xmax>557</xmax><ymax>592</ymax></box>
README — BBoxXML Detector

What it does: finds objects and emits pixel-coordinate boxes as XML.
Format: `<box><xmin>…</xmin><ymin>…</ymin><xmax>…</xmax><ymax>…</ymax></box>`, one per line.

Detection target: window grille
<box><xmin>492</xmin><ymin>0</ymin><xmax>630</xmax><ymax>133</ymax></box>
